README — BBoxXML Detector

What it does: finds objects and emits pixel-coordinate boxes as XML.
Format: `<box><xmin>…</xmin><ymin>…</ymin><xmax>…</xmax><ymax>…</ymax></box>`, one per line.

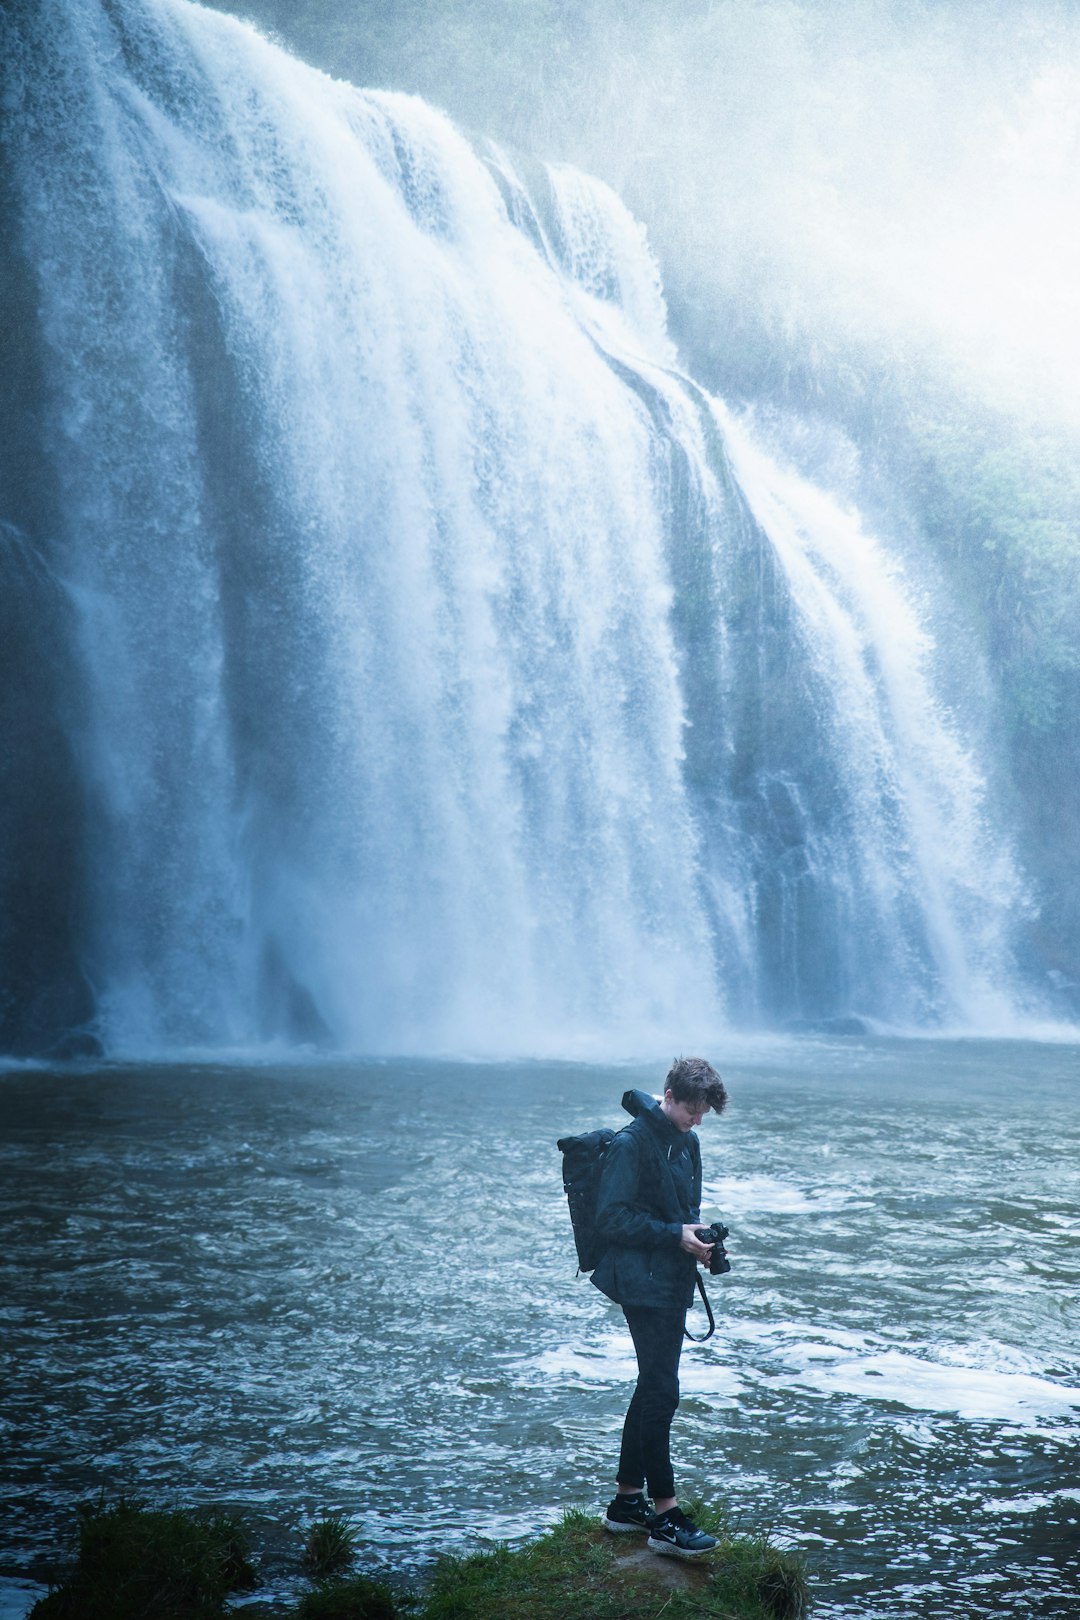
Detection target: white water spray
<box><xmin>0</xmin><ymin>0</ymin><xmax>1031</xmax><ymax>1054</ymax></box>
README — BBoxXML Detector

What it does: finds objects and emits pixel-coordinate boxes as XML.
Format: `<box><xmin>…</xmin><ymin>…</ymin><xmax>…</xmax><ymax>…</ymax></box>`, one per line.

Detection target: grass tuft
<box><xmin>756</xmin><ymin>1553</ymin><xmax>811</xmax><ymax>1620</ymax></box>
<box><xmin>303</xmin><ymin>1513</ymin><xmax>360</xmax><ymax>1580</ymax></box>
<box><xmin>679</xmin><ymin>1496</ymin><xmax>810</xmax><ymax>1620</ymax></box>
<box><xmin>294</xmin><ymin>1574</ymin><xmax>401</xmax><ymax>1619</ymax></box>
<box><xmin>28</xmin><ymin>1495</ymin><xmax>257</xmax><ymax>1620</ymax></box>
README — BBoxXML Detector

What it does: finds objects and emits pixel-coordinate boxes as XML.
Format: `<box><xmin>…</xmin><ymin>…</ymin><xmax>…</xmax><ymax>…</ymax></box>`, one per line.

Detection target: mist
<box><xmin>4</xmin><ymin>0</ymin><xmax>1079</xmax><ymax>1054</ymax></box>
<box><xmin>214</xmin><ymin>0</ymin><xmax>1080</xmax><ymax>421</ymax></box>
<box><xmin>208</xmin><ymin>0</ymin><xmax>1080</xmax><ymax>1000</ymax></box>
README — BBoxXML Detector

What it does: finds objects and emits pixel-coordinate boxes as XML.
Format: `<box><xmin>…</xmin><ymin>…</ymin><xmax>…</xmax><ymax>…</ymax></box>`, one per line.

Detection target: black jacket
<box><xmin>590</xmin><ymin>1089</ymin><xmax>701</xmax><ymax>1309</ymax></box>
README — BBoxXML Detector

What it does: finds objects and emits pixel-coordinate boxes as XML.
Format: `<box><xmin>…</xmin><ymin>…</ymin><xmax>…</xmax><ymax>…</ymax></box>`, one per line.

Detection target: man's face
<box><xmin>662</xmin><ymin>1089</ymin><xmax>710</xmax><ymax>1131</ymax></box>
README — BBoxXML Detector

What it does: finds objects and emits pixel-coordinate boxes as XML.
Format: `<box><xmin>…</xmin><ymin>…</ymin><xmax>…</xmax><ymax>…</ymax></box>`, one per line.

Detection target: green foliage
<box><xmin>303</xmin><ymin>1513</ymin><xmax>360</xmax><ymax>1580</ymax></box>
<box><xmin>904</xmin><ymin>390</ymin><xmax>1080</xmax><ymax>736</ymax></box>
<box><xmin>295</xmin><ymin>1574</ymin><xmax>401</xmax><ymax>1620</ymax></box>
<box><xmin>29</xmin><ymin>1495</ymin><xmax>257</xmax><ymax>1620</ymax></box>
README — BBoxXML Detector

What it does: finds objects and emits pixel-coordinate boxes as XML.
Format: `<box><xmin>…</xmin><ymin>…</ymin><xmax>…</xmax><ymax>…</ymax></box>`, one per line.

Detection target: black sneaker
<box><xmin>647</xmin><ymin>1507</ymin><xmax>718</xmax><ymax>1558</ymax></box>
<box><xmin>603</xmin><ymin>1492</ymin><xmax>653</xmax><ymax>1533</ymax></box>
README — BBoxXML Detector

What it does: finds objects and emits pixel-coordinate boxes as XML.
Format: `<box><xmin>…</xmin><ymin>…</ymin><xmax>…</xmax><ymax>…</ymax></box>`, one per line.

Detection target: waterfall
<box><xmin>0</xmin><ymin>0</ymin><xmax>1028</xmax><ymax>1057</ymax></box>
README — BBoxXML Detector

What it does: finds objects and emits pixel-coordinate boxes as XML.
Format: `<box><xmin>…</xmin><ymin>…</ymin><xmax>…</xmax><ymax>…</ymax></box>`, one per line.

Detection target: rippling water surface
<box><xmin>2</xmin><ymin>1040</ymin><xmax>1078</xmax><ymax>1616</ymax></box>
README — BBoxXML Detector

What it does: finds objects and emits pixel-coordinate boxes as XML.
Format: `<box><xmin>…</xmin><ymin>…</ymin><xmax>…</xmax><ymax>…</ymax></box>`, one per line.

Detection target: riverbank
<box><xmin>26</xmin><ymin>1499</ymin><xmax>808</xmax><ymax>1620</ymax></box>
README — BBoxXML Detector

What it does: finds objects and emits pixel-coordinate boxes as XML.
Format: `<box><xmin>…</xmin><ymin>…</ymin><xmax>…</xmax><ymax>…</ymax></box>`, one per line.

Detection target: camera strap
<box><xmin>684</xmin><ymin>1273</ymin><xmax>716</xmax><ymax>1342</ymax></box>
<box><xmin>646</xmin><ymin>1124</ymin><xmax>717</xmax><ymax>1343</ymax></box>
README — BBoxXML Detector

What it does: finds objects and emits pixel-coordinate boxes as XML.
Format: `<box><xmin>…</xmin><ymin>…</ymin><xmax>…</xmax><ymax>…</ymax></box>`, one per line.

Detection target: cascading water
<box><xmin>0</xmin><ymin>0</ymin><xmax>1028</xmax><ymax>1058</ymax></box>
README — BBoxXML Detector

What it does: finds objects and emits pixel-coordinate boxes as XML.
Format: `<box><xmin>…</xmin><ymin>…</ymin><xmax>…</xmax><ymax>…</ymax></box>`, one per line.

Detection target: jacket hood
<box><xmin>622</xmin><ymin>1087</ymin><xmax>662</xmax><ymax>1121</ymax></box>
<box><xmin>621</xmin><ymin>1087</ymin><xmax>687</xmax><ymax>1149</ymax></box>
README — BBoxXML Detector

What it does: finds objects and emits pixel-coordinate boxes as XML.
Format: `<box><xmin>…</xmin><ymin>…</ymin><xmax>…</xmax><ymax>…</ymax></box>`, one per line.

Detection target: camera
<box><xmin>695</xmin><ymin>1221</ymin><xmax>731</xmax><ymax>1275</ymax></box>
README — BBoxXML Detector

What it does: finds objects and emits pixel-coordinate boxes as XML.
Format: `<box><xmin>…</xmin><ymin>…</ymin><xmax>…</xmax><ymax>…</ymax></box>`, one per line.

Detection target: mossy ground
<box><xmin>418</xmin><ymin>1504</ymin><xmax>808</xmax><ymax>1620</ymax></box>
<box><xmin>31</xmin><ymin>1498</ymin><xmax>809</xmax><ymax>1620</ymax></box>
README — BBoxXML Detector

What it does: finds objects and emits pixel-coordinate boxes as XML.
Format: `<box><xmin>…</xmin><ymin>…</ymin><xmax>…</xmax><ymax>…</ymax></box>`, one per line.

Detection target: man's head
<box><xmin>661</xmin><ymin>1055</ymin><xmax>728</xmax><ymax>1132</ymax></box>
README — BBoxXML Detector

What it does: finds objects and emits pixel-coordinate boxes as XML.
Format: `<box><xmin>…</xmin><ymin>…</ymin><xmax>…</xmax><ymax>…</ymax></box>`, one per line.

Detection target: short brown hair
<box><xmin>665</xmin><ymin>1055</ymin><xmax>727</xmax><ymax>1114</ymax></box>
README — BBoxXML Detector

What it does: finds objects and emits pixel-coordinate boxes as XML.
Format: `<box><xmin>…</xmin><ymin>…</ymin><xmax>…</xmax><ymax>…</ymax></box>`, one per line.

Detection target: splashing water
<box><xmin>0</xmin><ymin>0</ymin><xmax>1033</xmax><ymax>1056</ymax></box>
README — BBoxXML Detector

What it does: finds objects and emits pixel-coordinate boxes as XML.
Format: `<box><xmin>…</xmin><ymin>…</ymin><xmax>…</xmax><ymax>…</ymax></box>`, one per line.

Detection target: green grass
<box><xmin>29</xmin><ymin>1496</ymin><xmax>809</xmax><ymax>1620</ymax></box>
<box><xmin>303</xmin><ymin>1513</ymin><xmax>360</xmax><ymax>1581</ymax></box>
<box><xmin>293</xmin><ymin>1575</ymin><xmax>401</xmax><ymax>1619</ymax></box>
<box><xmin>415</xmin><ymin>1505</ymin><xmax>809</xmax><ymax>1620</ymax></box>
<box><xmin>29</xmin><ymin>1495</ymin><xmax>258</xmax><ymax>1620</ymax></box>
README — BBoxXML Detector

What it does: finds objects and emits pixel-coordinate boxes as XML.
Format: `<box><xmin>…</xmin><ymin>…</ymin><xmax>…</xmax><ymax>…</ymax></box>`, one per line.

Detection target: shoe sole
<box><xmin>603</xmin><ymin>1517</ymin><xmax>650</xmax><ymax>1533</ymax></box>
<box><xmin>647</xmin><ymin>1535</ymin><xmax>717</xmax><ymax>1559</ymax></box>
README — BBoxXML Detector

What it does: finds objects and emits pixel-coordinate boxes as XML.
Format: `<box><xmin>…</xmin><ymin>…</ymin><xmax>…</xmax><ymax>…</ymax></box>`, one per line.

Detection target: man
<box><xmin>590</xmin><ymin>1056</ymin><xmax>728</xmax><ymax>1558</ymax></box>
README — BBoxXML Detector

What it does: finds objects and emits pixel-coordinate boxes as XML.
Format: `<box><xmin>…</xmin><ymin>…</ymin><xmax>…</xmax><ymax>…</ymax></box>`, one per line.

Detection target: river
<box><xmin>2</xmin><ymin>1038</ymin><xmax>1077</xmax><ymax>1616</ymax></box>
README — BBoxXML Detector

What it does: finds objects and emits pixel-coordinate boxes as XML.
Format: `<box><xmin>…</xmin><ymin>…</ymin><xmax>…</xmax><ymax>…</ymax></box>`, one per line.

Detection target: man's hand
<box><xmin>679</xmin><ymin>1224</ymin><xmax>713</xmax><ymax>1261</ymax></box>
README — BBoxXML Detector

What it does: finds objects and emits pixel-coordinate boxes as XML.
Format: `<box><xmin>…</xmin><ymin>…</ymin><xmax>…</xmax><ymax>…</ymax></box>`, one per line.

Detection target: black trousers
<box><xmin>616</xmin><ymin>1303</ymin><xmax>685</xmax><ymax>1502</ymax></box>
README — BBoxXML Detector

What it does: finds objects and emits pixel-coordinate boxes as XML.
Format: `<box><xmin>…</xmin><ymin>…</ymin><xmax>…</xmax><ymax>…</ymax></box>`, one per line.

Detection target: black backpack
<box><xmin>556</xmin><ymin>1123</ymin><xmax>717</xmax><ymax>1341</ymax></box>
<box><xmin>556</xmin><ymin>1126</ymin><xmax>616</xmax><ymax>1272</ymax></box>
